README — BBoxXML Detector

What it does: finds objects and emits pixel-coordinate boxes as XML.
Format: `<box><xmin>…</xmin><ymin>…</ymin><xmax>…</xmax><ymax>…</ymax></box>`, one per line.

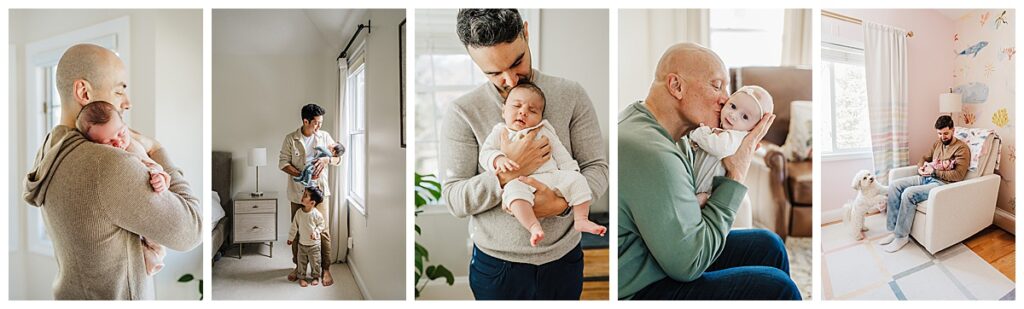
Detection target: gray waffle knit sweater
<box><xmin>440</xmin><ymin>69</ymin><xmax>608</xmax><ymax>264</ymax></box>
<box><xmin>24</xmin><ymin>126</ymin><xmax>202</xmax><ymax>300</ymax></box>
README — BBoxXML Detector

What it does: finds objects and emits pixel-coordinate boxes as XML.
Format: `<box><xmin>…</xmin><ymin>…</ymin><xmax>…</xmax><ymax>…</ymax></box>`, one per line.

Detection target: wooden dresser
<box><xmin>231</xmin><ymin>191</ymin><xmax>278</xmax><ymax>258</ymax></box>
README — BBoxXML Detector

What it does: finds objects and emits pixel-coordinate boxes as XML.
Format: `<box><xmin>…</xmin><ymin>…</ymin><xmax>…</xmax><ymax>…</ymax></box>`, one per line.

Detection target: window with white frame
<box><xmin>414</xmin><ymin>10</ymin><xmax>538</xmax><ymax>179</ymax></box>
<box><xmin>22</xmin><ymin>17</ymin><xmax>129</xmax><ymax>256</ymax></box>
<box><xmin>346</xmin><ymin>60</ymin><xmax>367</xmax><ymax>213</ymax></box>
<box><xmin>821</xmin><ymin>42</ymin><xmax>872</xmax><ymax>155</ymax></box>
<box><xmin>709</xmin><ymin>9</ymin><xmax>785</xmax><ymax>67</ymax></box>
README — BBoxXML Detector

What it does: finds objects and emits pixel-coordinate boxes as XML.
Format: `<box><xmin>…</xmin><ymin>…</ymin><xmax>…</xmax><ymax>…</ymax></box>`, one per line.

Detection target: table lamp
<box><xmin>248</xmin><ymin>147</ymin><xmax>267</xmax><ymax>197</ymax></box>
<box><xmin>939</xmin><ymin>90</ymin><xmax>962</xmax><ymax>117</ymax></box>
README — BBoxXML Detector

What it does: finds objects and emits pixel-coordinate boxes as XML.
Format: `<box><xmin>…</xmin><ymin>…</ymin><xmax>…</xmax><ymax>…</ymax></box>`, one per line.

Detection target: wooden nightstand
<box><xmin>232</xmin><ymin>191</ymin><xmax>278</xmax><ymax>259</ymax></box>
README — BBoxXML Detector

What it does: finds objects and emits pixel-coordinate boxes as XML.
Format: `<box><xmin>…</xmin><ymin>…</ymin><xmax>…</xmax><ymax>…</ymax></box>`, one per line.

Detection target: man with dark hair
<box><xmin>280</xmin><ymin>103</ymin><xmax>342</xmax><ymax>285</ymax></box>
<box><xmin>881</xmin><ymin>115</ymin><xmax>971</xmax><ymax>253</ymax></box>
<box><xmin>441</xmin><ymin>9</ymin><xmax>608</xmax><ymax>300</ymax></box>
<box><xmin>457</xmin><ymin>9</ymin><xmax>525</xmax><ymax>48</ymax></box>
<box><xmin>301</xmin><ymin>103</ymin><xmax>326</xmax><ymax>122</ymax></box>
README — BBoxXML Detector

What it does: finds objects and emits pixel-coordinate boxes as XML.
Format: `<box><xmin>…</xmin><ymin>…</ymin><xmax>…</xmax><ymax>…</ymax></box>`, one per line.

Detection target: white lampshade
<box><xmin>939</xmin><ymin>93</ymin><xmax>963</xmax><ymax>114</ymax></box>
<box><xmin>248</xmin><ymin>148</ymin><xmax>267</xmax><ymax>167</ymax></box>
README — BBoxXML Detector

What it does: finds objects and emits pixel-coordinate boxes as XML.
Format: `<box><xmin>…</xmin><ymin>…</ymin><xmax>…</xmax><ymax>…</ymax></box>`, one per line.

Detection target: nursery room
<box><xmin>819</xmin><ymin>9</ymin><xmax>1016</xmax><ymax>300</ymax></box>
<box><xmin>211</xmin><ymin>9</ymin><xmax>406</xmax><ymax>300</ymax></box>
<box><xmin>617</xmin><ymin>8</ymin><xmax>813</xmax><ymax>300</ymax></box>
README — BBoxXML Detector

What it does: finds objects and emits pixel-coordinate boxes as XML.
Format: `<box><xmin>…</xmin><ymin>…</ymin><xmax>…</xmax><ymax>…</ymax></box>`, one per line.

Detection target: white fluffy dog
<box><xmin>843</xmin><ymin>170</ymin><xmax>889</xmax><ymax>240</ymax></box>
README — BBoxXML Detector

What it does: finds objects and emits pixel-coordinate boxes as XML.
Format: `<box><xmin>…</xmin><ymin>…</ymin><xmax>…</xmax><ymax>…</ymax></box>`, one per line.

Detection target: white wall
<box><xmin>8</xmin><ymin>9</ymin><xmax>204</xmax><ymax>300</ymax></box>
<box><xmin>345</xmin><ymin>9</ymin><xmax>407</xmax><ymax>300</ymax></box>
<box><xmin>211</xmin><ymin>12</ymin><xmax>337</xmax><ymax>249</ymax></box>
<box><xmin>538</xmin><ymin>9</ymin><xmax>610</xmax><ymax>213</ymax></box>
<box><xmin>212</xmin><ymin>9</ymin><xmax>406</xmax><ymax>300</ymax></box>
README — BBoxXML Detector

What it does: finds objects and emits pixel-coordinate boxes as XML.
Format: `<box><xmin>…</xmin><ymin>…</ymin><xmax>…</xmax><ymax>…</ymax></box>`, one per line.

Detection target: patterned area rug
<box><xmin>786</xmin><ymin>236</ymin><xmax>813</xmax><ymax>300</ymax></box>
<box><xmin>822</xmin><ymin>214</ymin><xmax>1015</xmax><ymax>300</ymax></box>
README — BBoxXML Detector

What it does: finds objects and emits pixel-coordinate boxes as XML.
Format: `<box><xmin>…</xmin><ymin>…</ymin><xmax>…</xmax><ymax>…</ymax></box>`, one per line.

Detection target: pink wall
<box><xmin>821</xmin><ymin>157</ymin><xmax>874</xmax><ymax>216</ymax></box>
<box><xmin>834</xmin><ymin>9</ymin><xmax>955</xmax><ymax>162</ymax></box>
<box><xmin>821</xmin><ymin>10</ymin><xmax>955</xmax><ymax>216</ymax></box>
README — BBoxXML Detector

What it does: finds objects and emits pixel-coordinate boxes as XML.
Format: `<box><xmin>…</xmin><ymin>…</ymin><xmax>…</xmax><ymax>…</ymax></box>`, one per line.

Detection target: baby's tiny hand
<box><xmin>287</xmin><ymin>240</ymin><xmax>293</xmax><ymax>245</ymax></box>
<box><xmin>495</xmin><ymin>156</ymin><xmax>520</xmax><ymax>173</ymax></box>
<box><xmin>149</xmin><ymin>170</ymin><xmax>170</xmax><ymax>193</ymax></box>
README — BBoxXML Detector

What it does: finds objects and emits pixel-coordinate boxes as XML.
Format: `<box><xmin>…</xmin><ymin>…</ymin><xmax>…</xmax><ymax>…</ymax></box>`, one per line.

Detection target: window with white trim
<box><xmin>346</xmin><ymin>59</ymin><xmax>367</xmax><ymax>213</ymax></box>
<box><xmin>414</xmin><ymin>9</ymin><xmax>539</xmax><ymax>184</ymax></box>
<box><xmin>820</xmin><ymin>42</ymin><xmax>872</xmax><ymax>155</ymax></box>
<box><xmin>22</xmin><ymin>17</ymin><xmax>129</xmax><ymax>256</ymax></box>
<box><xmin>709</xmin><ymin>9</ymin><xmax>785</xmax><ymax>67</ymax></box>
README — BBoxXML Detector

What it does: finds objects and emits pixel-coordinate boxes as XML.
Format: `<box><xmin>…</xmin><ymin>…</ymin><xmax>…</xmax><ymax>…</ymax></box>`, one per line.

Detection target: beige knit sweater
<box><xmin>24</xmin><ymin>126</ymin><xmax>202</xmax><ymax>300</ymax></box>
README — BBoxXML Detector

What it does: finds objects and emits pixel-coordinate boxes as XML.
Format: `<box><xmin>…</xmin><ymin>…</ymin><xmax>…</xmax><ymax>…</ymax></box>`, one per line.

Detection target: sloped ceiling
<box><xmin>213</xmin><ymin>9</ymin><xmax>367</xmax><ymax>56</ymax></box>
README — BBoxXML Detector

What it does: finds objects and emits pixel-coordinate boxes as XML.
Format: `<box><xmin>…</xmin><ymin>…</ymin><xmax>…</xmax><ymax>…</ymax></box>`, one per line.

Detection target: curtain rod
<box><xmin>822</xmin><ymin>10</ymin><xmax>914</xmax><ymax>38</ymax></box>
<box><xmin>338</xmin><ymin>20</ymin><xmax>372</xmax><ymax>60</ymax></box>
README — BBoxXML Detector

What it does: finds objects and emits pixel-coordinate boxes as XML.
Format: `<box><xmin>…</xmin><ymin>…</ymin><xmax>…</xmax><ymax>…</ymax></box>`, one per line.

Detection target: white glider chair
<box><xmin>887</xmin><ymin>128</ymin><xmax>1001</xmax><ymax>254</ymax></box>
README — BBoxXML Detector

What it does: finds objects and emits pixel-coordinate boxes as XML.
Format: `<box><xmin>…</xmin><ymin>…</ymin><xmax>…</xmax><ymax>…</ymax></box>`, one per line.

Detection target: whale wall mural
<box><xmin>953</xmin><ymin>9</ymin><xmax>1016</xmax><ymax>226</ymax></box>
<box><xmin>954</xmin><ymin>82</ymin><xmax>990</xmax><ymax>103</ymax></box>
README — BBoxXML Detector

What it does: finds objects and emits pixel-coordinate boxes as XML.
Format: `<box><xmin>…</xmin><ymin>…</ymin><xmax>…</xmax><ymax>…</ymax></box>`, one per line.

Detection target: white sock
<box><xmin>884</xmin><ymin>237</ymin><xmax>910</xmax><ymax>253</ymax></box>
<box><xmin>879</xmin><ymin>233</ymin><xmax>897</xmax><ymax>245</ymax></box>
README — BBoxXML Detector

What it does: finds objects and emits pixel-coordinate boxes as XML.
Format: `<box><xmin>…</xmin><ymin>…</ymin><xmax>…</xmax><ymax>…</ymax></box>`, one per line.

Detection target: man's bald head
<box><xmin>55</xmin><ymin>44</ymin><xmax>130</xmax><ymax>127</ymax></box>
<box><xmin>56</xmin><ymin>44</ymin><xmax>122</xmax><ymax>107</ymax></box>
<box><xmin>644</xmin><ymin>43</ymin><xmax>731</xmax><ymax>138</ymax></box>
<box><xmin>654</xmin><ymin>43</ymin><xmax>725</xmax><ymax>84</ymax></box>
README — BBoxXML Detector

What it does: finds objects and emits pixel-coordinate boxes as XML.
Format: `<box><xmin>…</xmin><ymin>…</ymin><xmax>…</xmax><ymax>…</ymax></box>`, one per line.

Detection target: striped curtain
<box><xmin>864</xmin><ymin>21</ymin><xmax>910</xmax><ymax>178</ymax></box>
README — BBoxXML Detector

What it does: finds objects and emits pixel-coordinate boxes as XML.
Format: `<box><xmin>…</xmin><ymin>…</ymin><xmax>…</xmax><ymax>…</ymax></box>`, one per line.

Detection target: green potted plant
<box><xmin>414</xmin><ymin>173</ymin><xmax>454</xmax><ymax>298</ymax></box>
<box><xmin>178</xmin><ymin>273</ymin><xmax>203</xmax><ymax>300</ymax></box>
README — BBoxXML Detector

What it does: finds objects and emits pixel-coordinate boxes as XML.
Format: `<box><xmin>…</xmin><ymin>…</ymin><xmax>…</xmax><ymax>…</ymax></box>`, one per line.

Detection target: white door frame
<box><xmin>21</xmin><ymin>16</ymin><xmax>130</xmax><ymax>256</ymax></box>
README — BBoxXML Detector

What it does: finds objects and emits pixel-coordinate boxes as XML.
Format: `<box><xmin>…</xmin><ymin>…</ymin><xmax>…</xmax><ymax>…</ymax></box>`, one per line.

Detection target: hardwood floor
<box><xmin>964</xmin><ymin>226</ymin><xmax>1016</xmax><ymax>281</ymax></box>
<box><xmin>581</xmin><ymin>248</ymin><xmax>609</xmax><ymax>300</ymax></box>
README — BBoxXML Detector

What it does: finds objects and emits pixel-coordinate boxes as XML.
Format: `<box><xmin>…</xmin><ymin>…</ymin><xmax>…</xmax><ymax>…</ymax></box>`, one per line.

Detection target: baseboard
<box><xmin>346</xmin><ymin>257</ymin><xmax>372</xmax><ymax>300</ymax></box>
<box><xmin>994</xmin><ymin>208</ymin><xmax>1016</xmax><ymax>235</ymax></box>
<box><xmin>822</xmin><ymin>208</ymin><xmax>845</xmax><ymax>225</ymax></box>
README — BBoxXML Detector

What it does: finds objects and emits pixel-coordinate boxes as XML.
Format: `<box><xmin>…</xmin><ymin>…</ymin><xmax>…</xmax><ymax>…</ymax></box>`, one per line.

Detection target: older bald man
<box><xmin>617</xmin><ymin>43</ymin><xmax>799</xmax><ymax>300</ymax></box>
<box><xmin>23</xmin><ymin>43</ymin><xmax>202</xmax><ymax>300</ymax></box>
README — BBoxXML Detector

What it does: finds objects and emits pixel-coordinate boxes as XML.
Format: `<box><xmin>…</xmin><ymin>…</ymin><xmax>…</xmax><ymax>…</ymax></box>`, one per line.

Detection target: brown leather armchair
<box><xmin>730</xmin><ymin>66</ymin><xmax>813</xmax><ymax>239</ymax></box>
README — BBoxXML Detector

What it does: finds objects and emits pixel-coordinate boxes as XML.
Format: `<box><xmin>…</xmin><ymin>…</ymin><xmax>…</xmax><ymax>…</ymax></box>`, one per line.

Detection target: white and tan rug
<box><xmin>786</xmin><ymin>236</ymin><xmax>813</xmax><ymax>300</ymax></box>
<box><xmin>822</xmin><ymin>214</ymin><xmax>1015</xmax><ymax>300</ymax></box>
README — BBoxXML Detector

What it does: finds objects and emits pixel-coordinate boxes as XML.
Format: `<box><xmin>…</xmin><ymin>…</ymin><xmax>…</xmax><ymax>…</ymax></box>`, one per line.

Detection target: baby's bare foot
<box><xmin>575</xmin><ymin>220</ymin><xmax>607</xmax><ymax>237</ymax></box>
<box><xmin>299</xmin><ymin>279</ymin><xmax>309</xmax><ymax>287</ymax></box>
<box><xmin>528</xmin><ymin>223</ymin><xmax>544</xmax><ymax>247</ymax></box>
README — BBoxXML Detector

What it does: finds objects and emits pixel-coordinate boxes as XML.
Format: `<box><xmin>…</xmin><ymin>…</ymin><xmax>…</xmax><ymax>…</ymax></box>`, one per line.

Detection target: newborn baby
<box><xmin>689</xmin><ymin>85</ymin><xmax>774</xmax><ymax>206</ymax></box>
<box><xmin>76</xmin><ymin>101</ymin><xmax>168</xmax><ymax>276</ymax></box>
<box><xmin>479</xmin><ymin>82</ymin><xmax>606</xmax><ymax>247</ymax></box>
<box><xmin>293</xmin><ymin>143</ymin><xmax>344</xmax><ymax>188</ymax></box>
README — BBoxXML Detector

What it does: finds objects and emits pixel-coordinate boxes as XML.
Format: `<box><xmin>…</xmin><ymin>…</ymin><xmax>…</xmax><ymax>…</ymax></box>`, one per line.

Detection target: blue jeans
<box><xmin>887</xmin><ymin>175</ymin><xmax>944</xmax><ymax>237</ymax></box>
<box><xmin>469</xmin><ymin>243</ymin><xmax>584</xmax><ymax>300</ymax></box>
<box><xmin>631</xmin><ymin>229</ymin><xmax>801</xmax><ymax>300</ymax></box>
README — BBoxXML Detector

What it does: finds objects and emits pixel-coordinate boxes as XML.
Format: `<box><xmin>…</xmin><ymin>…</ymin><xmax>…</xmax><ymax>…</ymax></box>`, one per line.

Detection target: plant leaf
<box><xmin>178</xmin><ymin>274</ymin><xmax>194</xmax><ymax>282</ymax></box>
<box><xmin>426</xmin><ymin>265</ymin><xmax>455</xmax><ymax>286</ymax></box>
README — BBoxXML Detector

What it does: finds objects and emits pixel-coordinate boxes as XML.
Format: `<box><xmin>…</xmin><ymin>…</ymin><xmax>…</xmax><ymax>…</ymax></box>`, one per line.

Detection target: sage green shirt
<box><xmin>617</xmin><ymin>102</ymin><xmax>747</xmax><ymax>299</ymax></box>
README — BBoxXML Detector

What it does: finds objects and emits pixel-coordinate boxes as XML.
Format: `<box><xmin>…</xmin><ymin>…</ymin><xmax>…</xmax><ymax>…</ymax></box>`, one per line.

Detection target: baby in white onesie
<box><xmin>689</xmin><ymin>85</ymin><xmax>774</xmax><ymax>206</ymax></box>
<box><xmin>479</xmin><ymin>82</ymin><xmax>607</xmax><ymax>247</ymax></box>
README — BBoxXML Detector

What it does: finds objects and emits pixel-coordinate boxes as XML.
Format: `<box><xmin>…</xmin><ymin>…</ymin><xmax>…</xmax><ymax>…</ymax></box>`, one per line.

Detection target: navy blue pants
<box><xmin>469</xmin><ymin>243</ymin><xmax>584</xmax><ymax>300</ymax></box>
<box><xmin>632</xmin><ymin>229</ymin><xmax>801</xmax><ymax>300</ymax></box>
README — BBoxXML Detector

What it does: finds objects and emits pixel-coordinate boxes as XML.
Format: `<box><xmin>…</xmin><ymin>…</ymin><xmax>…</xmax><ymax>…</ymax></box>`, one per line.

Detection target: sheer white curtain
<box><xmin>331</xmin><ymin>57</ymin><xmax>350</xmax><ymax>263</ymax></box>
<box><xmin>618</xmin><ymin>9</ymin><xmax>708</xmax><ymax>110</ymax></box>
<box><xmin>781</xmin><ymin>9</ymin><xmax>812</xmax><ymax>66</ymax></box>
<box><xmin>864</xmin><ymin>21</ymin><xmax>910</xmax><ymax>177</ymax></box>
